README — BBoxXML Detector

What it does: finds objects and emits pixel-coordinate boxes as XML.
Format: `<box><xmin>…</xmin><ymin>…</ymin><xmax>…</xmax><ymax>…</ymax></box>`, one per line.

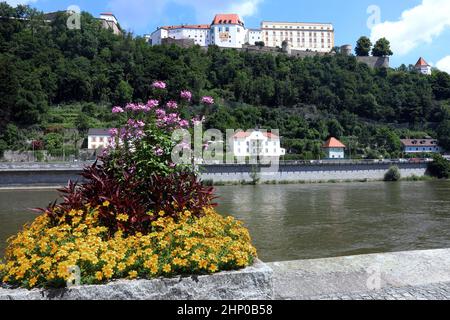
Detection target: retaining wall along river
<box><xmin>0</xmin><ymin>162</ymin><xmax>428</xmax><ymax>187</ymax></box>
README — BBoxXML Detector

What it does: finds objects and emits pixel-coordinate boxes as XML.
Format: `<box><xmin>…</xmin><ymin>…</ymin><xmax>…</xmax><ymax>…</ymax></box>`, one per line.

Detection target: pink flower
<box><xmin>152</xmin><ymin>81</ymin><xmax>166</xmax><ymax>90</ymax></box>
<box><xmin>201</xmin><ymin>96</ymin><xmax>214</xmax><ymax>105</ymax></box>
<box><xmin>155</xmin><ymin>109</ymin><xmax>166</xmax><ymax>118</ymax></box>
<box><xmin>112</xmin><ymin>106</ymin><xmax>124</xmax><ymax>113</ymax></box>
<box><xmin>180</xmin><ymin>90</ymin><xmax>192</xmax><ymax>101</ymax></box>
<box><xmin>147</xmin><ymin>99</ymin><xmax>159</xmax><ymax>109</ymax></box>
<box><xmin>127</xmin><ymin>119</ymin><xmax>145</xmax><ymax>128</ymax></box>
<box><xmin>166</xmin><ymin>100</ymin><xmax>178</xmax><ymax>109</ymax></box>
<box><xmin>109</xmin><ymin>128</ymin><xmax>119</xmax><ymax>136</ymax></box>
<box><xmin>179</xmin><ymin>120</ymin><xmax>189</xmax><ymax>128</ymax></box>
<box><xmin>154</xmin><ymin>148</ymin><xmax>164</xmax><ymax>156</ymax></box>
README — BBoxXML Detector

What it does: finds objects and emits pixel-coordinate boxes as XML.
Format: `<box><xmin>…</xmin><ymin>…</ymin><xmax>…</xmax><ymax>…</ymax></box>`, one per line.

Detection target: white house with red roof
<box><xmin>322</xmin><ymin>137</ymin><xmax>346</xmax><ymax>159</ymax></box>
<box><xmin>232</xmin><ymin>130</ymin><xmax>286</xmax><ymax>159</ymax></box>
<box><xmin>149</xmin><ymin>13</ymin><xmax>259</xmax><ymax>48</ymax></box>
<box><xmin>210</xmin><ymin>14</ymin><xmax>247</xmax><ymax>48</ymax></box>
<box><xmin>415</xmin><ymin>57</ymin><xmax>432</xmax><ymax>75</ymax></box>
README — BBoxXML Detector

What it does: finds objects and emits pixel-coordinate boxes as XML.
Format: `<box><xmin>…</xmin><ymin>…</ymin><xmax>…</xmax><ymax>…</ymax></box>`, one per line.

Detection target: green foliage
<box><xmin>75</xmin><ymin>113</ymin><xmax>91</xmax><ymax>135</ymax></box>
<box><xmin>372</xmin><ymin>38</ymin><xmax>393</xmax><ymax>57</ymax></box>
<box><xmin>437</xmin><ymin>120</ymin><xmax>450</xmax><ymax>151</ymax></box>
<box><xmin>427</xmin><ymin>154</ymin><xmax>450</xmax><ymax>179</ymax></box>
<box><xmin>384</xmin><ymin>165</ymin><xmax>401</xmax><ymax>181</ymax></box>
<box><xmin>114</xmin><ymin>80</ymin><xmax>134</xmax><ymax>106</ymax></box>
<box><xmin>43</xmin><ymin>132</ymin><xmax>63</xmax><ymax>154</ymax></box>
<box><xmin>355</xmin><ymin>36</ymin><xmax>372</xmax><ymax>56</ymax></box>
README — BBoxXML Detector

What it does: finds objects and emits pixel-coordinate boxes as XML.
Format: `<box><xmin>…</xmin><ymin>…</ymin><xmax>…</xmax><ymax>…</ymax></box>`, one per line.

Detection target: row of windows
<box><xmin>263</xmin><ymin>25</ymin><xmax>332</xmax><ymax>30</ymax></box>
<box><xmin>237</xmin><ymin>148</ymin><xmax>279</xmax><ymax>154</ymax></box>
<box><xmin>267</xmin><ymin>31</ymin><xmax>332</xmax><ymax>37</ymax></box>
<box><xmin>90</xmin><ymin>137</ymin><xmax>107</xmax><ymax>143</ymax></box>
<box><xmin>237</xmin><ymin>141</ymin><xmax>277</xmax><ymax>146</ymax></box>
<box><xmin>268</xmin><ymin>37</ymin><xmax>331</xmax><ymax>43</ymax></box>
<box><xmin>406</xmin><ymin>147</ymin><xmax>440</xmax><ymax>151</ymax></box>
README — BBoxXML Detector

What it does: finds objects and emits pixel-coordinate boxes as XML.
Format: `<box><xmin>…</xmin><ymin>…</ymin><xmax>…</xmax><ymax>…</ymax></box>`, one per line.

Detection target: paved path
<box><xmin>267</xmin><ymin>249</ymin><xmax>450</xmax><ymax>300</ymax></box>
<box><xmin>310</xmin><ymin>282</ymin><xmax>450</xmax><ymax>300</ymax></box>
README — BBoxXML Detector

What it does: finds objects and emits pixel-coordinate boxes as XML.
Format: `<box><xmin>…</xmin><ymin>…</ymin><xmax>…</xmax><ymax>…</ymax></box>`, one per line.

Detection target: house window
<box><xmin>92</xmin><ymin>137</ymin><xmax>97</xmax><ymax>142</ymax></box>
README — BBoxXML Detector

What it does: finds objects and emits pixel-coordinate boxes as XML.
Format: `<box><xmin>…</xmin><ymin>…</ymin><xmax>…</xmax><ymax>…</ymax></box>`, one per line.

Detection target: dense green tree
<box><xmin>44</xmin><ymin>132</ymin><xmax>63</xmax><ymax>153</ymax></box>
<box><xmin>437</xmin><ymin>120</ymin><xmax>450</xmax><ymax>151</ymax></box>
<box><xmin>75</xmin><ymin>113</ymin><xmax>91</xmax><ymax>135</ymax></box>
<box><xmin>355</xmin><ymin>36</ymin><xmax>372</xmax><ymax>56</ymax></box>
<box><xmin>114</xmin><ymin>80</ymin><xmax>134</xmax><ymax>106</ymax></box>
<box><xmin>427</xmin><ymin>154</ymin><xmax>450</xmax><ymax>179</ymax></box>
<box><xmin>372</xmin><ymin>38</ymin><xmax>393</xmax><ymax>57</ymax></box>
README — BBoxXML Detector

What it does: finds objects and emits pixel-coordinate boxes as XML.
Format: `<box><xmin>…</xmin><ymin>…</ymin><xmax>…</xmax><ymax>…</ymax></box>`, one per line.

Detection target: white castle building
<box><xmin>149</xmin><ymin>14</ymin><xmax>333</xmax><ymax>52</ymax></box>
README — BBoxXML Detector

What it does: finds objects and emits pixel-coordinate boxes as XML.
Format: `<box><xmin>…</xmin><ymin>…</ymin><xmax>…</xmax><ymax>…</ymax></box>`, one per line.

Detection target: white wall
<box><xmin>211</xmin><ymin>24</ymin><xmax>246</xmax><ymax>48</ymax></box>
<box><xmin>232</xmin><ymin>132</ymin><xmax>286</xmax><ymax>158</ymax></box>
<box><xmin>88</xmin><ymin>135</ymin><xmax>111</xmax><ymax>150</ymax></box>
<box><xmin>325</xmin><ymin>148</ymin><xmax>345</xmax><ymax>159</ymax></box>
<box><xmin>151</xmin><ymin>28</ymin><xmax>168</xmax><ymax>46</ymax></box>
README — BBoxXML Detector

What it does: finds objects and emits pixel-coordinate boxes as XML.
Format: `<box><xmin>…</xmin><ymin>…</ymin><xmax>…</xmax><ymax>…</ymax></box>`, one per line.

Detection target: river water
<box><xmin>1</xmin><ymin>181</ymin><xmax>450</xmax><ymax>262</ymax></box>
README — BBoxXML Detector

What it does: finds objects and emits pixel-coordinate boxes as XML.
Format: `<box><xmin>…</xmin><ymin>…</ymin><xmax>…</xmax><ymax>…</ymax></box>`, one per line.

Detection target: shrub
<box><xmin>427</xmin><ymin>154</ymin><xmax>450</xmax><ymax>179</ymax></box>
<box><xmin>384</xmin><ymin>165</ymin><xmax>401</xmax><ymax>181</ymax></box>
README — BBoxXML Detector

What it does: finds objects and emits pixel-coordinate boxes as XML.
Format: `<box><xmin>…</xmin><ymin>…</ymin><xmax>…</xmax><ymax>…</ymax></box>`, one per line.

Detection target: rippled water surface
<box><xmin>1</xmin><ymin>180</ymin><xmax>450</xmax><ymax>261</ymax></box>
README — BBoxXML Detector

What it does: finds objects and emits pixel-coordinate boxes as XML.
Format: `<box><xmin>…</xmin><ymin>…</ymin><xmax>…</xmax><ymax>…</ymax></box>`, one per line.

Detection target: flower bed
<box><xmin>0</xmin><ymin>82</ymin><xmax>258</xmax><ymax>290</ymax></box>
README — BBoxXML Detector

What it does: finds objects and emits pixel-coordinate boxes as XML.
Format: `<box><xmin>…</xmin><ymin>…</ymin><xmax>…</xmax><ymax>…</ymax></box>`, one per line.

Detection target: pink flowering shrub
<box><xmin>104</xmin><ymin>82</ymin><xmax>207</xmax><ymax>180</ymax></box>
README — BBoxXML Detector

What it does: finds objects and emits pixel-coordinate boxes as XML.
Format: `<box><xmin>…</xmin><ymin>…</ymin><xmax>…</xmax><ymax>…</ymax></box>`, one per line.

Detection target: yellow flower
<box><xmin>198</xmin><ymin>259</ymin><xmax>208</xmax><ymax>269</ymax></box>
<box><xmin>116</xmin><ymin>214</ymin><xmax>129</xmax><ymax>222</ymax></box>
<box><xmin>102</xmin><ymin>201</ymin><xmax>110</xmax><ymax>207</ymax></box>
<box><xmin>29</xmin><ymin>276</ymin><xmax>38</xmax><ymax>287</ymax></box>
<box><xmin>128</xmin><ymin>270</ymin><xmax>138</xmax><ymax>279</ymax></box>
<box><xmin>208</xmin><ymin>264</ymin><xmax>218</xmax><ymax>273</ymax></box>
<box><xmin>95</xmin><ymin>271</ymin><xmax>103</xmax><ymax>281</ymax></box>
<box><xmin>117</xmin><ymin>262</ymin><xmax>126</xmax><ymax>272</ymax></box>
<box><xmin>162</xmin><ymin>264</ymin><xmax>171</xmax><ymax>273</ymax></box>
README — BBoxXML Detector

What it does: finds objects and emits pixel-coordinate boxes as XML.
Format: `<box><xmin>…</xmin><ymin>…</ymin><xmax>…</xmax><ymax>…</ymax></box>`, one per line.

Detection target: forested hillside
<box><xmin>1</xmin><ymin>2</ymin><xmax>449</xmax><ymax>159</ymax></box>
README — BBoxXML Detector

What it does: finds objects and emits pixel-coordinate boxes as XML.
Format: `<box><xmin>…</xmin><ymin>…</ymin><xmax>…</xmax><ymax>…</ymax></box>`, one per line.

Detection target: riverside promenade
<box><xmin>268</xmin><ymin>248</ymin><xmax>450</xmax><ymax>300</ymax></box>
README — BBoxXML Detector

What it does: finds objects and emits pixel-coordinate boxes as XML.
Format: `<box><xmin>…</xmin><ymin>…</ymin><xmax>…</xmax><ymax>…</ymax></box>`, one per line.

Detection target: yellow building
<box><xmin>261</xmin><ymin>21</ymin><xmax>334</xmax><ymax>52</ymax></box>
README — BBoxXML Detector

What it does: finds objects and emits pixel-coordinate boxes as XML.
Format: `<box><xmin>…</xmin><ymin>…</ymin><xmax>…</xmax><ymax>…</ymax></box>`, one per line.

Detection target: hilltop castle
<box><xmin>148</xmin><ymin>13</ymin><xmax>334</xmax><ymax>53</ymax></box>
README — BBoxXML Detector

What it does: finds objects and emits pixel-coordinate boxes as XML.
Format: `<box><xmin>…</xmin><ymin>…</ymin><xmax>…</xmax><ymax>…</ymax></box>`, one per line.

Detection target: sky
<box><xmin>5</xmin><ymin>0</ymin><xmax>450</xmax><ymax>72</ymax></box>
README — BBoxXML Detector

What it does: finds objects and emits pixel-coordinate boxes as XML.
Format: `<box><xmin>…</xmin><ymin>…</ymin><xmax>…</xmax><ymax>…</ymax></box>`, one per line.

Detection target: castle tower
<box><xmin>415</xmin><ymin>57</ymin><xmax>432</xmax><ymax>75</ymax></box>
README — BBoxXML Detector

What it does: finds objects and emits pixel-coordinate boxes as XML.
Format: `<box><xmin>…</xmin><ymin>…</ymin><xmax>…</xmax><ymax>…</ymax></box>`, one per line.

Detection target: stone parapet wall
<box><xmin>0</xmin><ymin>260</ymin><xmax>273</xmax><ymax>300</ymax></box>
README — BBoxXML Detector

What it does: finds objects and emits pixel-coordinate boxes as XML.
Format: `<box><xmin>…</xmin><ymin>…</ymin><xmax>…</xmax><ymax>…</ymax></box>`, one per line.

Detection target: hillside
<box><xmin>1</xmin><ymin>2</ymin><xmax>450</xmax><ymax>159</ymax></box>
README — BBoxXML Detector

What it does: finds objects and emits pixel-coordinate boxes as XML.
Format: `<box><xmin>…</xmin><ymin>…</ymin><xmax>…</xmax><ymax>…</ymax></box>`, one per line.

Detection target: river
<box><xmin>1</xmin><ymin>181</ymin><xmax>450</xmax><ymax>262</ymax></box>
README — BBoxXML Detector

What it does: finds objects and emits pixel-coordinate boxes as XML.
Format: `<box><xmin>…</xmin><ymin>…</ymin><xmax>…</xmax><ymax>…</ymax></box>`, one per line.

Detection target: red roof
<box><xmin>323</xmin><ymin>137</ymin><xmax>346</xmax><ymax>148</ymax></box>
<box><xmin>415</xmin><ymin>57</ymin><xmax>430</xmax><ymax>67</ymax></box>
<box><xmin>212</xmin><ymin>14</ymin><xmax>244</xmax><ymax>26</ymax></box>
<box><xmin>101</xmin><ymin>12</ymin><xmax>115</xmax><ymax>16</ymax></box>
<box><xmin>233</xmin><ymin>131</ymin><xmax>279</xmax><ymax>139</ymax></box>
<box><xmin>401</xmin><ymin>139</ymin><xmax>438</xmax><ymax>147</ymax></box>
<box><xmin>161</xmin><ymin>24</ymin><xmax>210</xmax><ymax>30</ymax></box>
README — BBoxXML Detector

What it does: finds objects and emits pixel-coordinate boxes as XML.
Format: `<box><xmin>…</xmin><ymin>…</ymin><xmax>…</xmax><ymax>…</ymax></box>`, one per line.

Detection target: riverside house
<box><xmin>401</xmin><ymin>139</ymin><xmax>441</xmax><ymax>154</ymax></box>
<box><xmin>322</xmin><ymin>137</ymin><xmax>346</xmax><ymax>159</ymax></box>
<box><xmin>87</xmin><ymin>129</ymin><xmax>112</xmax><ymax>150</ymax></box>
<box><xmin>232</xmin><ymin>130</ymin><xmax>286</xmax><ymax>159</ymax></box>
